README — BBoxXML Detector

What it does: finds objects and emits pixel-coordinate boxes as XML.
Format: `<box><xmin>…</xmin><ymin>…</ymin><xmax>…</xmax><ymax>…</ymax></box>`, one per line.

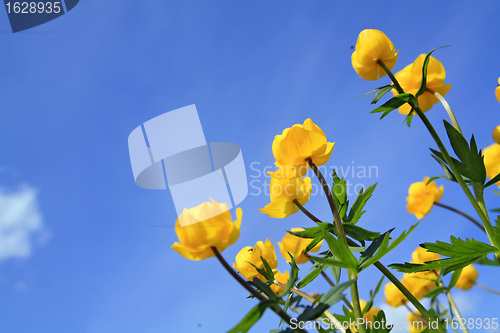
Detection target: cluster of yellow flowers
<box><xmin>384</xmin><ymin>248</ymin><xmax>479</xmax><ymax>307</ymax></box>
<box><xmin>260</xmin><ymin>118</ymin><xmax>334</xmax><ymax>218</ymax></box>
<box><xmin>232</xmin><ymin>229</ymin><xmax>323</xmax><ymax>289</ymax></box>
<box><xmin>351</xmin><ymin>29</ymin><xmax>451</xmax><ymax>115</ymax></box>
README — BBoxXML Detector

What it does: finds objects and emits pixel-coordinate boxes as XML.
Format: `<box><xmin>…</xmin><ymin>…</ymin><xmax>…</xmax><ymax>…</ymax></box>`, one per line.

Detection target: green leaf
<box><xmin>367</xmin><ymin>310</ymin><xmax>393</xmax><ymax>333</ymax></box>
<box><xmin>320</xmin><ymin>279</ymin><xmax>356</xmax><ymax>306</ymax></box>
<box><xmin>331</xmin><ymin>170</ymin><xmax>349</xmax><ymax>220</ymax></box>
<box><xmin>358</xmin><ymin>231</ymin><xmax>391</xmax><ymax>267</ymax></box>
<box><xmin>251</xmin><ymin>278</ymin><xmax>277</xmax><ymax>301</ymax></box>
<box><xmin>371</xmin><ymin>85</ymin><xmax>394</xmax><ymax>104</ymax></box>
<box><xmin>443</xmin><ymin>120</ymin><xmax>486</xmax><ymax>184</ymax></box>
<box><xmin>297</xmin><ymin>266</ymin><xmax>323</xmax><ymax>289</ymax></box>
<box><xmin>363</xmin><ymin>275</ymin><xmax>385</xmax><ymax>315</ymax></box>
<box><xmin>297</xmin><ymin>304</ymin><xmax>330</xmax><ymax>322</ymax></box>
<box><xmin>330</xmin><ymin>265</ymin><xmax>341</xmax><ymax>284</ymax></box>
<box><xmin>307</xmin><ymin>254</ymin><xmax>354</xmax><ymax>270</ymax></box>
<box><xmin>485</xmin><ymin>172</ymin><xmax>500</xmax><ymax>188</ymax></box>
<box><xmin>448</xmin><ymin>268</ymin><xmax>462</xmax><ymax>289</ymax></box>
<box><xmin>343</xmin><ymin>184</ymin><xmax>377</xmax><ymax>224</ymax></box>
<box><xmin>228</xmin><ymin>300</ymin><xmax>274</xmax><ymax>333</ymax></box>
<box><xmin>416</xmin><ymin>46</ymin><xmax>449</xmax><ymax>98</ymax></box>
<box><xmin>322</xmin><ymin>231</ymin><xmax>358</xmax><ymax>270</ymax></box>
<box><xmin>424</xmin><ymin>286</ymin><xmax>447</xmax><ymax>299</ymax></box>
<box><xmin>359</xmin><ymin>223</ymin><xmax>419</xmax><ymax>271</ymax></box>
<box><xmin>277</xmin><ymin>255</ymin><xmax>299</xmax><ymax>298</ymax></box>
<box><xmin>343</xmin><ymin>224</ymin><xmax>381</xmax><ymax>244</ymax></box>
<box><xmin>371</xmin><ymin>93</ymin><xmax>413</xmax><ymax>119</ymax></box>
<box><xmin>303</xmin><ymin>236</ymin><xmax>324</xmax><ymax>254</ymax></box>
<box><xmin>390</xmin><ymin>237</ymin><xmax>498</xmax><ymax>275</ymax></box>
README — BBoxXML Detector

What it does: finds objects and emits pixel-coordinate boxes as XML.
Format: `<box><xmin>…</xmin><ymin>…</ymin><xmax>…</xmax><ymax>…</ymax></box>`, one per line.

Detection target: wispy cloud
<box><xmin>0</xmin><ymin>184</ymin><xmax>48</xmax><ymax>262</ymax></box>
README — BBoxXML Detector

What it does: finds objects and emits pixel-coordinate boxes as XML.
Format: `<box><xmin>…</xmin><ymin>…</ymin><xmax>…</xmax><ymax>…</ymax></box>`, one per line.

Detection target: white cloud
<box><xmin>0</xmin><ymin>184</ymin><xmax>47</xmax><ymax>262</ymax></box>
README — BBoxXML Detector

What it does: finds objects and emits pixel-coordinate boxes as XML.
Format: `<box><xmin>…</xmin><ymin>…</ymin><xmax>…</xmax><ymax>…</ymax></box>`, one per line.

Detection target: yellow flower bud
<box><xmin>407</xmin><ymin>311</ymin><xmax>427</xmax><ymax>333</ymax></box>
<box><xmin>406</xmin><ymin>177</ymin><xmax>443</xmax><ymax>219</ymax></box>
<box><xmin>171</xmin><ymin>200</ymin><xmax>242</xmax><ymax>261</ymax></box>
<box><xmin>393</xmin><ymin>54</ymin><xmax>451</xmax><ymax>115</ymax></box>
<box><xmin>233</xmin><ymin>239</ymin><xmax>278</xmax><ymax>281</ymax></box>
<box><xmin>270</xmin><ymin>270</ymin><xmax>290</xmax><ymax>294</ymax></box>
<box><xmin>278</xmin><ymin>228</ymin><xmax>323</xmax><ymax>264</ymax></box>
<box><xmin>260</xmin><ymin>175</ymin><xmax>312</xmax><ymax>218</ymax></box>
<box><xmin>348</xmin><ymin>300</ymin><xmax>381</xmax><ymax>332</ymax></box>
<box><xmin>496</xmin><ymin>77</ymin><xmax>500</xmax><ymax>103</ymax></box>
<box><xmin>384</xmin><ymin>282</ymin><xmax>408</xmax><ymax>307</ymax></box>
<box><xmin>412</xmin><ymin>247</ymin><xmax>441</xmax><ymax>264</ymax></box>
<box><xmin>493</xmin><ymin>125</ymin><xmax>500</xmax><ymax>144</ymax></box>
<box><xmin>483</xmin><ymin>143</ymin><xmax>500</xmax><ymax>186</ymax></box>
<box><xmin>272</xmin><ymin>118</ymin><xmax>334</xmax><ymax>168</ymax></box>
<box><xmin>455</xmin><ymin>264</ymin><xmax>478</xmax><ymax>290</ymax></box>
<box><xmin>351</xmin><ymin>29</ymin><xmax>399</xmax><ymax>80</ymax></box>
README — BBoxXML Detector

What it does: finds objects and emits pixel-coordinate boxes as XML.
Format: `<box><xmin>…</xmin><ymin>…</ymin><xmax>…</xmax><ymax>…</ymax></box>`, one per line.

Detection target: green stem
<box><xmin>445</xmin><ymin>289</ymin><xmax>469</xmax><ymax>333</ymax></box>
<box><xmin>377</xmin><ymin>60</ymin><xmax>497</xmax><ymax>250</ymax></box>
<box><xmin>306</xmin><ymin>158</ymin><xmax>366</xmax><ymax>333</ymax></box>
<box><xmin>211</xmin><ymin>247</ymin><xmax>306</xmax><ymax>332</ymax></box>
<box><xmin>434</xmin><ymin>202</ymin><xmax>485</xmax><ymax>232</ymax></box>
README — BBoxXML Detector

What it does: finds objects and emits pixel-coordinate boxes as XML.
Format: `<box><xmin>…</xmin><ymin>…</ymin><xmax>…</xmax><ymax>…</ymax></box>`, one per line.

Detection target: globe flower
<box><xmin>260</xmin><ymin>175</ymin><xmax>312</xmax><ymax>218</ymax></box>
<box><xmin>493</xmin><ymin>125</ymin><xmax>500</xmax><ymax>144</ymax></box>
<box><xmin>407</xmin><ymin>311</ymin><xmax>427</xmax><ymax>333</ymax></box>
<box><xmin>278</xmin><ymin>228</ymin><xmax>323</xmax><ymax>264</ymax></box>
<box><xmin>349</xmin><ymin>300</ymin><xmax>381</xmax><ymax>332</ymax></box>
<box><xmin>270</xmin><ymin>270</ymin><xmax>290</xmax><ymax>294</ymax></box>
<box><xmin>393</xmin><ymin>54</ymin><xmax>451</xmax><ymax>115</ymax></box>
<box><xmin>483</xmin><ymin>143</ymin><xmax>500</xmax><ymax>186</ymax></box>
<box><xmin>406</xmin><ymin>177</ymin><xmax>444</xmax><ymax>219</ymax></box>
<box><xmin>171</xmin><ymin>200</ymin><xmax>242</xmax><ymax>261</ymax></box>
<box><xmin>496</xmin><ymin>77</ymin><xmax>500</xmax><ymax>103</ymax></box>
<box><xmin>351</xmin><ymin>29</ymin><xmax>398</xmax><ymax>80</ymax></box>
<box><xmin>272</xmin><ymin>118</ymin><xmax>334</xmax><ymax>168</ymax></box>
<box><xmin>233</xmin><ymin>239</ymin><xmax>278</xmax><ymax>281</ymax></box>
<box><xmin>455</xmin><ymin>264</ymin><xmax>478</xmax><ymax>290</ymax></box>
<box><xmin>412</xmin><ymin>247</ymin><xmax>441</xmax><ymax>264</ymax></box>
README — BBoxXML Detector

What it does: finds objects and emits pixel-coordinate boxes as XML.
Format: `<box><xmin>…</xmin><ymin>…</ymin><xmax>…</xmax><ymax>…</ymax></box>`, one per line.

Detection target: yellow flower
<box><xmin>351</xmin><ymin>29</ymin><xmax>399</xmax><ymax>80</ymax></box>
<box><xmin>233</xmin><ymin>239</ymin><xmax>278</xmax><ymax>281</ymax></box>
<box><xmin>483</xmin><ymin>143</ymin><xmax>500</xmax><ymax>186</ymax></box>
<box><xmin>272</xmin><ymin>118</ymin><xmax>334</xmax><ymax>168</ymax></box>
<box><xmin>407</xmin><ymin>311</ymin><xmax>427</xmax><ymax>333</ymax></box>
<box><xmin>493</xmin><ymin>125</ymin><xmax>500</xmax><ymax>144</ymax></box>
<box><xmin>496</xmin><ymin>77</ymin><xmax>500</xmax><ymax>103</ymax></box>
<box><xmin>384</xmin><ymin>271</ymin><xmax>437</xmax><ymax>307</ymax></box>
<box><xmin>270</xmin><ymin>270</ymin><xmax>290</xmax><ymax>294</ymax></box>
<box><xmin>455</xmin><ymin>264</ymin><xmax>478</xmax><ymax>290</ymax></box>
<box><xmin>412</xmin><ymin>247</ymin><xmax>441</xmax><ymax>264</ymax></box>
<box><xmin>171</xmin><ymin>200</ymin><xmax>242</xmax><ymax>261</ymax></box>
<box><xmin>394</xmin><ymin>54</ymin><xmax>451</xmax><ymax>115</ymax></box>
<box><xmin>260</xmin><ymin>175</ymin><xmax>312</xmax><ymax>218</ymax></box>
<box><xmin>406</xmin><ymin>177</ymin><xmax>444</xmax><ymax>219</ymax></box>
<box><xmin>278</xmin><ymin>228</ymin><xmax>323</xmax><ymax>264</ymax></box>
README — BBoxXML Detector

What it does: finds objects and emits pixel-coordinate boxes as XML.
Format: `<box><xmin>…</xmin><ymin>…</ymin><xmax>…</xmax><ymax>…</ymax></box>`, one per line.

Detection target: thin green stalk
<box><xmin>306</xmin><ymin>158</ymin><xmax>366</xmax><ymax>333</ymax></box>
<box><xmin>434</xmin><ymin>202</ymin><xmax>485</xmax><ymax>232</ymax></box>
<box><xmin>211</xmin><ymin>247</ymin><xmax>306</xmax><ymax>332</ymax></box>
<box><xmin>377</xmin><ymin>59</ymin><xmax>497</xmax><ymax>250</ymax></box>
<box><xmin>445</xmin><ymin>289</ymin><xmax>469</xmax><ymax>333</ymax></box>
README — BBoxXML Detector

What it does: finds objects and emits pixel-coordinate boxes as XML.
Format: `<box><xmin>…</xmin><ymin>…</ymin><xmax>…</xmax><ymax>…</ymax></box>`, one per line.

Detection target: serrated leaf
<box><xmin>343</xmin><ymin>184</ymin><xmax>377</xmax><ymax>224</ymax></box>
<box><xmin>371</xmin><ymin>85</ymin><xmax>394</xmax><ymax>104</ymax></box>
<box><xmin>424</xmin><ymin>286</ymin><xmax>447</xmax><ymax>299</ymax></box>
<box><xmin>320</xmin><ymin>279</ymin><xmax>356</xmax><ymax>306</ymax></box>
<box><xmin>371</xmin><ymin>93</ymin><xmax>413</xmax><ymax>119</ymax></box>
<box><xmin>322</xmin><ymin>231</ymin><xmax>358</xmax><ymax>270</ymax></box>
<box><xmin>390</xmin><ymin>237</ymin><xmax>498</xmax><ymax>275</ymax></box>
<box><xmin>359</xmin><ymin>223</ymin><xmax>419</xmax><ymax>271</ymax></box>
<box><xmin>343</xmin><ymin>224</ymin><xmax>381</xmax><ymax>244</ymax></box>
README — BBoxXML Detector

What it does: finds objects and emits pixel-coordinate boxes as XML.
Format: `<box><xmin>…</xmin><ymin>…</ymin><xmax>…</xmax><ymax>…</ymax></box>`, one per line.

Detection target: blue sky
<box><xmin>1</xmin><ymin>1</ymin><xmax>500</xmax><ymax>333</ymax></box>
